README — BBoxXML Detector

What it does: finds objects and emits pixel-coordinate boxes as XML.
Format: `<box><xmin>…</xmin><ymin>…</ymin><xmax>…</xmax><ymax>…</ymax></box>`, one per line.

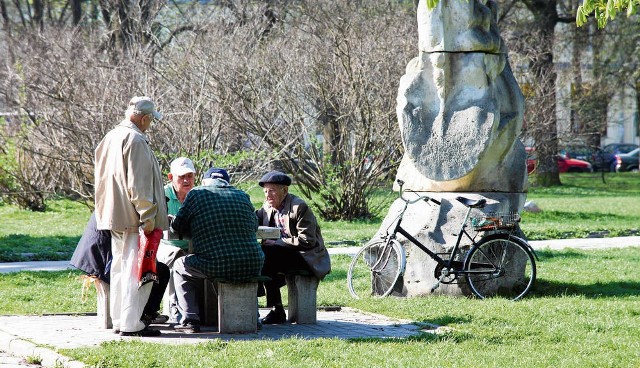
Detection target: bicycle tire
<box><xmin>464</xmin><ymin>234</ymin><xmax>536</xmax><ymax>301</ymax></box>
<box><xmin>347</xmin><ymin>238</ymin><xmax>406</xmax><ymax>299</ymax></box>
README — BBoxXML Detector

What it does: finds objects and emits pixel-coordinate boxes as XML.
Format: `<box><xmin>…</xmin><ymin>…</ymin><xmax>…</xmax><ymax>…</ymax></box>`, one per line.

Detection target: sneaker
<box><xmin>120</xmin><ymin>327</ymin><xmax>161</xmax><ymax>337</ymax></box>
<box><xmin>174</xmin><ymin>320</ymin><xmax>201</xmax><ymax>334</ymax></box>
<box><xmin>261</xmin><ymin>306</ymin><xmax>286</xmax><ymax>325</ymax></box>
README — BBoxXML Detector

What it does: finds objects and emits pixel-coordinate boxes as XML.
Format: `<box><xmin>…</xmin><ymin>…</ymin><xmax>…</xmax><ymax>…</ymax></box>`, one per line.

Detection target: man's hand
<box><xmin>140</xmin><ymin>219</ymin><xmax>155</xmax><ymax>234</ymax></box>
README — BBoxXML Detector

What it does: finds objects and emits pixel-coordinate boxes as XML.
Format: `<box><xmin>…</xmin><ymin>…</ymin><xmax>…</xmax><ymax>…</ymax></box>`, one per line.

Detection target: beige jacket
<box><xmin>94</xmin><ymin>120</ymin><xmax>168</xmax><ymax>232</ymax></box>
<box><xmin>256</xmin><ymin>193</ymin><xmax>331</xmax><ymax>279</ymax></box>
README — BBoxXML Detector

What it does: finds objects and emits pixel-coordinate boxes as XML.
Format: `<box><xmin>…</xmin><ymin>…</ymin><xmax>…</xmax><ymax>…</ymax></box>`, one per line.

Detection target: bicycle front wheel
<box><xmin>464</xmin><ymin>234</ymin><xmax>536</xmax><ymax>301</ymax></box>
<box><xmin>347</xmin><ymin>238</ymin><xmax>406</xmax><ymax>299</ymax></box>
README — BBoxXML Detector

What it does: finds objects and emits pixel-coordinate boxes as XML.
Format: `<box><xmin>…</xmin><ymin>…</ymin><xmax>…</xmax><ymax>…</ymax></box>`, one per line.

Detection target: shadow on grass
<box><xmin>348</xmin><ymin>327</ymin><xmax>469</xmax><ymax>344</ymax></box>
<box><xmin>532</xmin><ymin>278</ymin><xmax>640</xmax><ymax>298</ymax></box>
<box><xmin>534</xmin><ymin>249</ymin><xmax>590</xmax><ymax>260</ymax></box>
<box><xmin>0</xmin><ymin>234</ymin><xmax>79</xmax><ymax>261</ymax></box>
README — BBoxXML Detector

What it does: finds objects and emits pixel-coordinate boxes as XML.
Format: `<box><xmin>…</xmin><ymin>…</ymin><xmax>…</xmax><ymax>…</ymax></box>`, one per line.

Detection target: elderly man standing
<box><xmin>170</xmin><ymin>168</ymin><xmax>264</xmax><ymax>333</ymax></box>
<box><xmin>94</xmin><ymin>96</ymin><xmax>169</xmax><ymax>337</ymax></box>
<box><xmin>256</xmin><ymin>171</ymin><xmax>331</xmax><ymax>324</ymax></box>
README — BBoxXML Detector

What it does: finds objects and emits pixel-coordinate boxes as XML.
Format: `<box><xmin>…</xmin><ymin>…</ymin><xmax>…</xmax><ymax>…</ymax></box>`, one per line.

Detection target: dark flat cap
<box><xmin>258</xmin><ymin>171</ymin><xmax>292</xmax><ymax>187</ymax></box>
<box><xmin>204</xmin><ymin>167</ymin><xmax>230</xmax><ymax>182</ymax></box>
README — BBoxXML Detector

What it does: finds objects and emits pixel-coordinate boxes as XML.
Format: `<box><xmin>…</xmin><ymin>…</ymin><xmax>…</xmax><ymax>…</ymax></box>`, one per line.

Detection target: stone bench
<box><xmin>284</xmin><ymin>270</ymin><xmax>319</xmax><ymax>324</ymax></box>
<box><xmin>95</xmin><ymin>279</ymin><xmax>112</xmax><ymax>329</ymax></box>
<box><xmin>202</xmin><ymin>276</ymin><xmax>271</xmax><ymax>334</ymax></box>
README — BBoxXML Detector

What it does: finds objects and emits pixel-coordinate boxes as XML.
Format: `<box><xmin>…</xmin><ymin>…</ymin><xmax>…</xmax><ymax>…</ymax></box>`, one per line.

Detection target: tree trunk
<box><xmin>72</xmin><ymin>0</ymin><xmax>81</xmax><ymax>25</ymax></box>
<box><xmin>524</xmin><ymin>0</ymin><xmax>561</xmax><ymax>186</ymax></box>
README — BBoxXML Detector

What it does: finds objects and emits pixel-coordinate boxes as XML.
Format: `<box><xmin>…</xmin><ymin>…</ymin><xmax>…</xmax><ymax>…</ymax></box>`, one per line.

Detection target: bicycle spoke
<box><xmin>347</xmin><ymin>239</ymin><xmax>405</xmax><ymax>299</ymax></box>
<box><xmin>465</xmin><ymin>235</ymin><xmax>536</xmax><ymax>300</ymax></box>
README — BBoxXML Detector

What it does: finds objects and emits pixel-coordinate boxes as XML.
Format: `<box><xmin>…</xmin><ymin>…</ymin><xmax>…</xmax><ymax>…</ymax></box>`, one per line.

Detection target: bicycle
<box><xmin>347</xmin><ymin>179</ymin><xmax>537</xmax><ymax>301</ymax></box>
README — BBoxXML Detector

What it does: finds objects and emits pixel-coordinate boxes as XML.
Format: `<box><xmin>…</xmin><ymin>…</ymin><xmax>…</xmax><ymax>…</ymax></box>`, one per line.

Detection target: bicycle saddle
<box><xmin>455</xmin><ymin>196</ymin><xmax>486</xmax><ymax>208</ymax></box>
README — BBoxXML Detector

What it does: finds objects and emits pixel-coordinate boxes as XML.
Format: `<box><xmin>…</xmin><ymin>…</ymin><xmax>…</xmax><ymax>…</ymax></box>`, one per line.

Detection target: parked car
<box><xmin>613</xmin><ymin>148</ymin><xmax>640</xmax><ymax>172</ymax></box>
<box><xmin>526</xmin><ymin>148</ymin><xmax>593</xmax><ymax>174</ymax></box>
<box><xmin>591</xmin><ymin>143</ymin><xmax>639</xmax><ymax>172</ymax></box>
<box><xmin>560</xmin><ymin>144</ymin><xmax>599</xmax><ymax>163</ymax></box>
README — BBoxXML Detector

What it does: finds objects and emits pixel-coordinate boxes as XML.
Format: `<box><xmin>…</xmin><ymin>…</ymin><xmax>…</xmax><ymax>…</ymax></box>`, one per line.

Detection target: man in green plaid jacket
<box><xmin>170</xmin><ymin>167</ymin><xmax>264</xmax><ymax>333</ymax></box>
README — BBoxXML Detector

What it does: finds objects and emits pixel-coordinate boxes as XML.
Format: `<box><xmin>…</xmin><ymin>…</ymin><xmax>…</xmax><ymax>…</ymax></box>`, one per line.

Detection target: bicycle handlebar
<box><xmin>396</xmin><ymin>179</ymin><xmax>441</xmax><ymax>206</ymax></box>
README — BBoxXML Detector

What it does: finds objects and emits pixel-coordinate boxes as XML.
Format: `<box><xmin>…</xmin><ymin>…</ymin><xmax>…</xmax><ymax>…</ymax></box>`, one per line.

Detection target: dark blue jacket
<box><xmin>70</xmin><ymin>212</ymin><xmax>112</xmax><ymax>283</ymax></box>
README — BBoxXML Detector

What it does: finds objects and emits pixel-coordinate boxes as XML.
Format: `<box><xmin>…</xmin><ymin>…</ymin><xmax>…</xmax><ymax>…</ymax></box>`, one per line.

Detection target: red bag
<box><xmin>137</xmin><ymin>228</ymin><xmax>163</xmax><ymax>288</ymax></box>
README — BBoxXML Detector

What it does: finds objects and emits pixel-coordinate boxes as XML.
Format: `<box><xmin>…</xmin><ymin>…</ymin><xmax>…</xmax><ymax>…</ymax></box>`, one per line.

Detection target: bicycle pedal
<box><xmin>430</xmin><ymin>282</ymin><xmax>441</xmax><ymax>293</ymax></box>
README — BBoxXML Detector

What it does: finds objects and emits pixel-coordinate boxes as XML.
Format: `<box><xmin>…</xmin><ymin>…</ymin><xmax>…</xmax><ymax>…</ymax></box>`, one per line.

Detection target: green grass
<box><xmin>2</xmin><ymin>248</ymin><xmax>639</xmax><ymax>367</ymax></box>
<box><xmin>0</xmin><ymin>199</ymin><xmax>90</xmax><ymax>261</ymax></box>
<box><xmin>522</xmin><ymin>173</ymin><xmax>640</xmax><ymax>239</ymax></box>
<box><xmin>0</xmin><ymin>173</ymin><xmax>638</xmax><ymax>261</ymax></box>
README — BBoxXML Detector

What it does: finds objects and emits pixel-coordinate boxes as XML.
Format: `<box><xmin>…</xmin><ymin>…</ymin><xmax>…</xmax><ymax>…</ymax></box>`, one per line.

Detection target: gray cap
<box><xmin>129</xmin><ymin>96</ymin><xmax>162</xmax><ymax>120</ymax></box>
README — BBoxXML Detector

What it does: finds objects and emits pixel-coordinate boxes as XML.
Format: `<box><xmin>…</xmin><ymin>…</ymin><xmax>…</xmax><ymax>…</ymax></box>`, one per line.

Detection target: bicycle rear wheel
<box><xmin>464</xmin><ymin>234</ymin><xmax>536</xmax><ymax>301</ymax></box>
<box><xmin>347</xmin><ymin>238</ymin><xmax>405</xmax><ymax>299</ymax></box>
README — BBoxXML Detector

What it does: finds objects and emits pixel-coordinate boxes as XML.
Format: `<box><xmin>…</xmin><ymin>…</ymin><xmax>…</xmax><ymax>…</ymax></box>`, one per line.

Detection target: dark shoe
<box><xmin>152</xmin><ymin>314</ymin><xmax>169</xmax><ymax>324</ymax></box>
<box><xmin>120</xmin><ymin>327</ymin><xmax>161</xmax><ymax>337</ymax></box>
<box><xmin>141</xmin><ymin>313</ymin><xmax>169</xmax><ymax>326</ymax></box>
<box><xmin>174</xmin><ymin>320</ymin><xmax>201</xmax><ymax>334</ymax></box>
<box><xmin>261</xmin><ymin>306</ymin><xmax>286</xmax><ymax>325</ymax></box>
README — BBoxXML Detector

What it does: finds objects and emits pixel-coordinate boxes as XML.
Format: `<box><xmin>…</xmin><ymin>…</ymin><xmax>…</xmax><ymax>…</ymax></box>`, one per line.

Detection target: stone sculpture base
<box><xmin>374</xmin><ymin>191</ymin><xmax>526</xmax><ymax>297</ymax></box>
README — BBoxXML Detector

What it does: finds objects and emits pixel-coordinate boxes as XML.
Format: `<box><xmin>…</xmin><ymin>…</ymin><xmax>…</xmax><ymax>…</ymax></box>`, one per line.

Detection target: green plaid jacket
<box><xmin>171</xmin><ymin>180</ymin><xmax>264</xmax><ymax>281</ymax></box>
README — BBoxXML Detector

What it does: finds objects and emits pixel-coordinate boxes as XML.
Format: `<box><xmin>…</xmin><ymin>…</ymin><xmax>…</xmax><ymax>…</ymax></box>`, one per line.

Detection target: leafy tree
<box><xmin>577</xmin><ymin>0</ymin><xmax>640</xmax><ymax>28</ymax></box>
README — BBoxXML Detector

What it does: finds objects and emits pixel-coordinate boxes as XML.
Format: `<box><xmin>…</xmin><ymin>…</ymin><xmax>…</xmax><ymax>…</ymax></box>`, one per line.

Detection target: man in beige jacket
<box><xmin>94</xmin><ymin>96</ymin><xmax>169</xmax><ymax>337</ymax></box>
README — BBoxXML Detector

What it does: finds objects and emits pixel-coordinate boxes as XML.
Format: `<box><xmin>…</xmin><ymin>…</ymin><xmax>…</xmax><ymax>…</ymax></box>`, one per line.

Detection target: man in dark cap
<box><xmin>170</xmin><ymin>167</ymin><xmax>265</xmax><ymax>333</ymax></box>
<box><xmin>256</xmin><ymin>171</ymin><xmax>331</xmax><ymax>324</ymax></box>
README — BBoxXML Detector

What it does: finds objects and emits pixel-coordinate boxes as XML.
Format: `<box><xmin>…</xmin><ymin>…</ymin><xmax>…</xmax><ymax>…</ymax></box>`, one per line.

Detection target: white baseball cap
<box><xmin>170</xmin><ymin>157</ymin><xmax>196</xmax><ymax>176</ymax></box>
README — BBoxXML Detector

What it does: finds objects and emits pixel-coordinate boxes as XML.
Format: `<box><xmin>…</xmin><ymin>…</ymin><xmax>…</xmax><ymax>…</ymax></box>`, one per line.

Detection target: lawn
<box><xmin>1</xmin><ymin>248</ymin><xmax>639</xmax><ymax>367</ymax></box>
<box><xmin>1</xmin><ymin>173</ymin><xmax>639</xmax><ymax>367</ymax></box>
<box><xmin>1</xmin><ymin>173</ymin><xmax>639</xmax><ymax>261</ymax></box>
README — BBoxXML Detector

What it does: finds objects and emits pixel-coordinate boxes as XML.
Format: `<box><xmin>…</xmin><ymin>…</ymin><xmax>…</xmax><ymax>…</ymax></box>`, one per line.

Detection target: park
<box><xmin>1</xmin><ymin>174</ymin><xmax>639</xmax><ymax>367</ymax></box>
<box><xmin>2</xmin><ymin>0</ymin><xmax>640</xmax><ymax>367</ymax></box>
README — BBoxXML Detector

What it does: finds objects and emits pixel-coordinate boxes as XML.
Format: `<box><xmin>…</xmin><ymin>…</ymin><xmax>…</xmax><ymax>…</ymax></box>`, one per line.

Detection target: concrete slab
<box><xmin>0</xmin><ymin>308</ymin><xmax>425</xmax><ymax>367</ymax></box>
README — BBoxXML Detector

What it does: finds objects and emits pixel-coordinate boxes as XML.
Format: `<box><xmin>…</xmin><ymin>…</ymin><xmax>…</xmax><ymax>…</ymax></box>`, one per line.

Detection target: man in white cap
<box><xmin>94</xmin><ymin>96</ymin><xmax>168</xmax><ymax>337</ymax></box>
<box><xmin>165</xmin><ymin>157</ymin><xmax>196</xmax><ymax>214</ymax></box>
<box><xmin>158</xmin><ymin>156</ymin><xmax>197</xmax><ymax>323</ymax></box>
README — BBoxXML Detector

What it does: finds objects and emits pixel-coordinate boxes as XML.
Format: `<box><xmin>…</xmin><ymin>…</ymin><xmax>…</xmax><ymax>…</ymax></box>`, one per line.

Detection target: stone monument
<box><xmin>378</xmin><ymin>0</ymin><xmax>527</xmax><ymax>297</ymax></box>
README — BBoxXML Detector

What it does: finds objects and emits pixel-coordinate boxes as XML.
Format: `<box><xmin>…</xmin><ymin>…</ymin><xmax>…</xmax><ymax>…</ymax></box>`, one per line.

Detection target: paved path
<box><xmin>0</xmin><ymin>309</ymin><xmax>427</xmax><ymax>368</ymax></box>
<box><xmin>1</xmin><ymin>236</ymin><xmax>638</xmax><ymax>367</ymax></box>
<box><xmin>2</xmin><ymin>236</ymin><xmax>639</xmax><ymax>274</ymax></box>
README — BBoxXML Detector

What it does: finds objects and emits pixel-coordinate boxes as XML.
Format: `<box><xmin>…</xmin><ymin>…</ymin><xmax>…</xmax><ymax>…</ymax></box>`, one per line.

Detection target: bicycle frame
<box><xmin>348</xmin><ymin>179</ymin><xmax>537</xmax><ymax>300</ymax></box>
<box><xmin>386</xmin><ymin>198</ymin><xmax>477</xmax><ymax>274</ymax></box>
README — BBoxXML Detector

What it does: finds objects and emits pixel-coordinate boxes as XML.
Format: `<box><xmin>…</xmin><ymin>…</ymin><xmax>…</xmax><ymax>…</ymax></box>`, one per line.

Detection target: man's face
<box><xmin>263</xmin><ymin>183</ymin><xmax>288</xmax><ymax>209</ymax></box>
<box><xmin>170</xmin><ymin>172</ymin><xmax>194</xmax><ymax>199</ymax></box>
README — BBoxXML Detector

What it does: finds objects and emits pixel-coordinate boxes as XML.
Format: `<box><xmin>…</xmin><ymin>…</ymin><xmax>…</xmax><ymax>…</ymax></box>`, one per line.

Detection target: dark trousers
<box><xmin>260</xmin><ymin>245</ymin><xmax>310</xmax><ymax>308</ymax></box>
<box><xmin>143</xmin><ymin>261</ymin><xmax>170</xmax><ymax>317</ymax></box>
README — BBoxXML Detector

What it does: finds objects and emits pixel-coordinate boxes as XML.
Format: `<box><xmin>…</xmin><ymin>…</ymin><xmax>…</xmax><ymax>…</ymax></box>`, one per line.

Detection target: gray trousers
<box><xmin>156</xmin><ymin>240</ymin><xmax>187</xmax><ymax>321</ymax></box>
<box><xmin>172</xmin><ymin>256</ymin><xmax>209</xmax><ymax>323</ymax></box>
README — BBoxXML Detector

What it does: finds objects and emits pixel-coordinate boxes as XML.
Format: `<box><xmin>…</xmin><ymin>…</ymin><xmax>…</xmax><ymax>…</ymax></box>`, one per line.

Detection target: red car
<box><xmin>526</xmin><ymin>148</ymin><xmax>593</xmax><ymax>174</ymax></box>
